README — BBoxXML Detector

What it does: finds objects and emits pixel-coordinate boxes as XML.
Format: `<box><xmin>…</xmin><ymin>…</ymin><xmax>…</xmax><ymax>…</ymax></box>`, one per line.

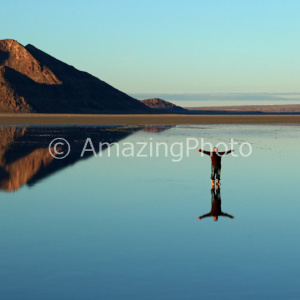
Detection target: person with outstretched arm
<box><xmin>197</xmin><ymin>186</ymin><xmax>234</xmax><ymax>222</ymax></box>
<box><xmin>197</xmin><ymin>146</ymin><xmax>235</xmax><ymax>188</ymax></box>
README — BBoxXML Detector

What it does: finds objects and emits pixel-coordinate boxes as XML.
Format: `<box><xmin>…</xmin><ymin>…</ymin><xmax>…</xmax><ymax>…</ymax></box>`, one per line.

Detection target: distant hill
<box><xmin>0</xmin><ymin>39</ymin><xmax>150</xmax><ymax>113</ymax></box>
<box><xmin>141</xmin><ymin>98</ymin><xmax>186</xmax><ymax>112</ymax></box>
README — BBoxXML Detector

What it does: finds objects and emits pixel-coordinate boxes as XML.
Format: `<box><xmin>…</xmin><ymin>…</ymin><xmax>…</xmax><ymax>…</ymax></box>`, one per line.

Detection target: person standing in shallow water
<box><xmin>197</xmin><ymin>186</ymin><xmax>234</xmax><ymax>222</ymax></box>
<box><xmin>197</xmin><ymin>146</ymin><xmax>235</xmax><ymax>188</ymax></box>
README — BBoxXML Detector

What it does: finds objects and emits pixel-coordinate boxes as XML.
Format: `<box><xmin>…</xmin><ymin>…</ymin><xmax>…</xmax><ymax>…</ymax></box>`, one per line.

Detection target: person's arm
<box><xmin>221</xmin><ymin>213</ymin><xmax>235</xmax><ymax>219</ymax></box>
<box><xmin>219</xmin><ymin>149</ymin><xmax>235</xmax><ymax>156</ymax></box>
<box><xmin>197</xmin><ymin>213</ymin><xmax>211</xmax><ymax>220</ymax></box>
<box><xmin>197</xmin><ymin>149</ymin><xmax>211</xmax><ymax>155</ymax></box>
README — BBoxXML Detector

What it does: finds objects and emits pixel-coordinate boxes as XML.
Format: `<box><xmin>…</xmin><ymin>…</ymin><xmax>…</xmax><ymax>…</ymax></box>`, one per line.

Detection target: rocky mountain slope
<box><xmin>141</xmin><ymin>98</ymin><xmax>185</xmax><ymax>112</ymax></box>
<box><xmin>0</xmin><ymin>39</ymin><xmax>150</xmax><ymax>113</ymax></box>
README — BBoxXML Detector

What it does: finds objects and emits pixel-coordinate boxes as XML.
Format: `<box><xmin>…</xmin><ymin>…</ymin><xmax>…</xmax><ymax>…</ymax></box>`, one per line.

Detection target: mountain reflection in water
<box><xmin>0</xmin><ymin>125</ymin><xmax>175</xmax><ymax>192</ymax></box>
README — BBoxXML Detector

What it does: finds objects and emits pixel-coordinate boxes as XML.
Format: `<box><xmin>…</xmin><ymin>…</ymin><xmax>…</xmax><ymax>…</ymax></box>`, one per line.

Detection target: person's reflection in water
<box><xmin>198</xmin><ymin>186</ymin><xmax>235</xmax><ymax>222</ymax></box>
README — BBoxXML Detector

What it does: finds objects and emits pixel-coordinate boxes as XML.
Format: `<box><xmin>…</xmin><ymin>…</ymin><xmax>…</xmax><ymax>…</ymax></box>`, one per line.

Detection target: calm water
<box><xmin>0</xmin><ymin>124</ymin><xmax>300</xmax><ymax>300</ymax></box>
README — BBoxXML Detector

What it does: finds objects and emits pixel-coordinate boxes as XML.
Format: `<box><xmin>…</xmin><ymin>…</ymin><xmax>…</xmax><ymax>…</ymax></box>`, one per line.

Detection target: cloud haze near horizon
<box><xmin>130</xmin><ymin>93</ymin><xmax>300</xmax><ymax>101</ymax></box>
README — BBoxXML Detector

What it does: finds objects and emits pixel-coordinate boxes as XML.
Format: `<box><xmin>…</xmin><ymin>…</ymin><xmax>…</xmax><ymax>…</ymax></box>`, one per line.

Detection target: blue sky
<box><xmin>1</xmin><ymin>0</ymin><xmax>300</xmax><ymax>94</ymax></box>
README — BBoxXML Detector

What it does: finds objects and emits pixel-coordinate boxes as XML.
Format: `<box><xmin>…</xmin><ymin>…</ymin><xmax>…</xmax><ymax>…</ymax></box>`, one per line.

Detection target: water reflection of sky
<box><xmin>0</xmin><ymin>125</ymin><xmax>300</xmax><ymax>299</ymax></box>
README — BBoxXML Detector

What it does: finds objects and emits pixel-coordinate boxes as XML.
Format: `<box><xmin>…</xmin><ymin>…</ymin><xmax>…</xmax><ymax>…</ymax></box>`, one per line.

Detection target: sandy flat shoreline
<box><xmin>0</xmin><ymin>113</ymin><xmax>300</xmax><ymax>125</ymax></box>
<box><xmin>186</xmin><ymin>104</ymin><xmax>300</xmax><ymax>113</ymax></box>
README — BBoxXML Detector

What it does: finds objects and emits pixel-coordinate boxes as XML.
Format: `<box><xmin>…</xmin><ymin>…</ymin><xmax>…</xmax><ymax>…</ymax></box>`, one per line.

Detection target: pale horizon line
<box><xmin>130</xmin><ymin>92</ymin><xmax>300</xmax><ymax>101</ymax></box>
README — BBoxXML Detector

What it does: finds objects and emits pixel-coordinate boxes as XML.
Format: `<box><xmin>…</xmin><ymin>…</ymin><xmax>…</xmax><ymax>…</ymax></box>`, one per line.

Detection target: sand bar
<box><xmin>0</xmin><ymin>113</ymin><xmax>300</xmax><ymax>125</ymax></box>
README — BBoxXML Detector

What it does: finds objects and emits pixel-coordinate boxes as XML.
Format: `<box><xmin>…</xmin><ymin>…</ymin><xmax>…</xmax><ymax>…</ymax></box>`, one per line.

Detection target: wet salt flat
<box><xmin>0</xmin><ymin>124</ymin><xmax>300</xmax><ymax>300</ymax></box>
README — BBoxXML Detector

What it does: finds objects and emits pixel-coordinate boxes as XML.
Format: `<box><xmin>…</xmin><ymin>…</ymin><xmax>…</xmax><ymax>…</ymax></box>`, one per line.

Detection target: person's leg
<box><xmin>216</xmin><ymin>166</ymin><xmax>221</xmax><ymax>186</ymax></box>
<box><xmin>211</xmin><ymin>166</ymin><xmax>215</xmax><ymax>188</ymax></box>
<box><xmin>211</xmin><ymin>186</ymin><xmax>215</xmax><ymax>202</ymax></box>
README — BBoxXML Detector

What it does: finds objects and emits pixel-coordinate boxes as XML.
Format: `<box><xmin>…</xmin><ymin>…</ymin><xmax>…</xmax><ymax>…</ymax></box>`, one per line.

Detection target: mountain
<box><xmin>0</xmin><ymin>39</ymin><xmax>150</xmax><ymax>113</ymax></box>
<box><xmin>141</xmin><ymin>98</ymin><xmax>186</xmax><ymax>112</ymax></box>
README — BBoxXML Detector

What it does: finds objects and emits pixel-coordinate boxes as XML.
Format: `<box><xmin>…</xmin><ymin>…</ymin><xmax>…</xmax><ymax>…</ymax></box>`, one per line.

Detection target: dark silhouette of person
<box><xmin>197</xmin><ymin>186</ymin><xmax>234</xmax><ymax>222</ymax></box>
<box><xmin>197</xmin><ymin>146</ymin><xmax>234</xmax><ymax>188</ymax></box>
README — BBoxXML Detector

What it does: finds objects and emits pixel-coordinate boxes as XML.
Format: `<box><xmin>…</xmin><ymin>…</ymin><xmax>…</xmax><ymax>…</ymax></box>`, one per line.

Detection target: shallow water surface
<box><xmin>0</xmin><ymin>124</ymin><xmax>299</xmax><ymax>300</ymax></box>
